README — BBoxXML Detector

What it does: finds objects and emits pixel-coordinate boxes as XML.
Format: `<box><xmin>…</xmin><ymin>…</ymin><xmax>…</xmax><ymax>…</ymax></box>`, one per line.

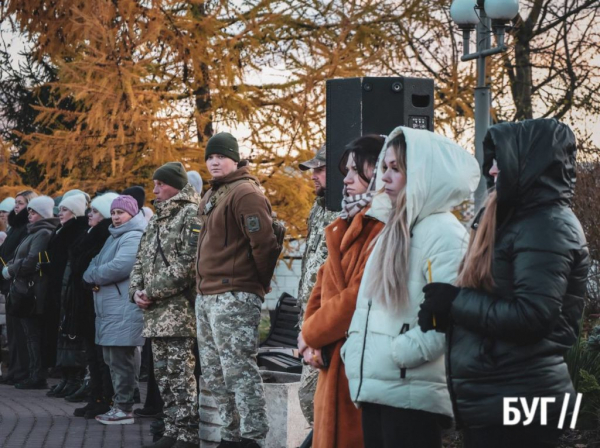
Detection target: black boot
<box><xmin>55</xmin><ymin>379</ymin><xmax>81</xmax><ymax>398</ymax></box>
<box><xmin>46</xmin><ymin>378</ymin><xmax>68</xmax><ymax>397</ymax></box>
<box><xmin>15</xmin><ymin>377</ymin><xmax>48</xmax><ymax>389</ymax></box>
<box><xmin>65</xmin><ymin>381</ymin><xmax>90</xmax><ymax>402</ymax></box>
<box><xmin>241</xmin><ymin>438</ymin><xmax>261</xmax><ymax>448</ymax></box>
<box><xmin>172</xmin><ymin>441</ymin><xmax>199</xmax><ymax>448</ymax></box>
<box><xmin>74</xmin><ymin>400</ymin><xmax>98</xmax><ymax>417</ymax></box>
<box><xmin>142</xmin><ymin>436</ymin><xmax>177</xmax><ymax>448</ymax></box>
<box><xmin>217</xmin><ymin>441</ymin><xmax>243</xmax><ymax>448</ymax></box>
<box><xmin>83</xmin><ymin>400</ymin><xmax>111</xmax><ymax>419</ymax></box>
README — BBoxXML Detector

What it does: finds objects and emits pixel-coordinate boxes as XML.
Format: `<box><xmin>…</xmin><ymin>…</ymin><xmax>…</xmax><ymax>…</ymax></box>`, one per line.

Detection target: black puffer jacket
<box><xmin>7</xmin><ymin>218</ymin><xmax>60</xmax><ymax>314</ymax></box>
<box><xmin>448</xmin><ymin>118</ymin><xmax>590</xmax><ymax>429</ymax></box>
<box><xmin>0</xmin><ymin>208</ymin><xmax>29</xmax><ymax>294</ymax></box>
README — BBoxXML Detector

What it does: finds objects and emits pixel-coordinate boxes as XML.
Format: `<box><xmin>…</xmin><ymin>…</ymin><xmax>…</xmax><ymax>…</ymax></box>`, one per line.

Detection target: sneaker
<box><xmin>95</xmin><ymin>407</ymin><xmax>134</xmax><ymax>425</ymax></box>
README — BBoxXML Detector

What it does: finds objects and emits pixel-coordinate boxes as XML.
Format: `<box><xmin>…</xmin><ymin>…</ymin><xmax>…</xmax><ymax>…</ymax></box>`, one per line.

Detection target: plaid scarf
<box><xmin>340</xmin><ymin>188</ymin><xmax>375</xmax><ymax>219</ymax></box>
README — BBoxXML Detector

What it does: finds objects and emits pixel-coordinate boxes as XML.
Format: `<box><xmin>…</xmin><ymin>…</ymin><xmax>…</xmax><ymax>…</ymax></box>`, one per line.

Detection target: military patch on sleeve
<box><xmin>245</xmin><ymin>214</ymin><xmax>261</xmax><ymax>233</ymax></box>
<box><xmin>189</xmin><ymin>223</ymin><xmax>201</xmax><ymax>245</ymax></box>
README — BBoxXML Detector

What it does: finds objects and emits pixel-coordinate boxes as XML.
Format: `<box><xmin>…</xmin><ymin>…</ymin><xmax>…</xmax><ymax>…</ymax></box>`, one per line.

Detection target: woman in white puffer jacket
<box><xmin>341</xmin><ymin>126</ymin><xmax>480</xmax><ymax>448</ymax></box>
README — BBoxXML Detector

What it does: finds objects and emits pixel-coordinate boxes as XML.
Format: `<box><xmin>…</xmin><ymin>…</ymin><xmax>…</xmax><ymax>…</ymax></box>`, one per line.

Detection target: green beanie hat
<box><xmin>205</xmin><ymin>132</ymin><xmax>240</xmax><ymax>163</ymax></box>
<box><xmin>153</xmin><ymin>162</ymin><xmax>188</xmax><ymax>190</ymax></box>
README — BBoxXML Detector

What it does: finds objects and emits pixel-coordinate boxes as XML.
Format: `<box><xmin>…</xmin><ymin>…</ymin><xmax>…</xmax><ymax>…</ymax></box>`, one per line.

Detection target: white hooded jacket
<box><xmin>341</xmin><ymin>126</ymin><xmax>480</xmax><ymax>417</ymax></box>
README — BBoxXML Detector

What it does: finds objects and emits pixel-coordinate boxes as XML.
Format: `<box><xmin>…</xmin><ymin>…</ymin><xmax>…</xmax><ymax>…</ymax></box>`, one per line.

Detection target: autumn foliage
<box><xmin>0</xmin><ymin>0</ymin><xmax>599</xmax><ymax>242</ymax></box>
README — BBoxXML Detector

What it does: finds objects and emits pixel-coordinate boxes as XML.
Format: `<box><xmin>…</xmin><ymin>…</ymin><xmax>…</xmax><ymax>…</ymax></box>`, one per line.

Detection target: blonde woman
<box><xmin>342</xmin><ymin>127</ymin><xmax>479</xmax><ymax>448</ymax></box>
<box><xmin>419</xmin><ymin>119</ymin><xmax>590</xmax><ymax>448</ymax></box>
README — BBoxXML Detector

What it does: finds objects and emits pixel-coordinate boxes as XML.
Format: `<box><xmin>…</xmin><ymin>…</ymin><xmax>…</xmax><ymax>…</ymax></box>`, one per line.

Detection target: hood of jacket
<box><xmin>367</xmin><ymin>126</ymin><xmax>480</xmax><ymax>227</ymax></box>
<box><xmin>208</xmin><ymin>165</ymin><xmax>259</xmax><ymax>189</ymax></box>
<box><xmin>483</xmin><ymin>118</ymin><xmax>577</xmax><ymax>211</ymax></box>
<box><xmin>154</xmin><ymin>182</ymin><xmax>200</xmax><ymax>219</ymax></box>
<box><xmin>8</xmin><ymin>207</ymin><xmax>28</xmax><ymax>228</ymax></box>
<box><xmin>109</xmin><ymin>211</ymin><xmax>148</xmax><ymax>237</ymax></box>
<box><xmin>28</xmin><ymin>217</ymin><xmax>60</xmax><ymax>234</ymax></box>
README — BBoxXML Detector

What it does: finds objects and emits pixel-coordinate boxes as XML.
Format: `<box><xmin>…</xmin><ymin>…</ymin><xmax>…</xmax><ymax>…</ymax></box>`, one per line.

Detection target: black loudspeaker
<box><xmin>325</xmin><ymin>76</ymin><xmax>434</xmax><ymax>211</ymax></box>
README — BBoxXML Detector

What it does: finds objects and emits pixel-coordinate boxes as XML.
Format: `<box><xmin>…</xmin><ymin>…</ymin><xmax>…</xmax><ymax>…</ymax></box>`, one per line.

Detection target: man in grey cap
<box><xmin>297</xmin><ymin>144</ymin><xmax>339</xmax><ymax>426</ymax></box>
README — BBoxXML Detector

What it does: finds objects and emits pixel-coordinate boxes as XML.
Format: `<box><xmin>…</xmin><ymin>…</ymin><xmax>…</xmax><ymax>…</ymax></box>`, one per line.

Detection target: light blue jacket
<box><xmin>341</xmin><ymin>126</ymin><xmax>480</xmax><ymax>417</ymax></box>
<box><xmin>84</xmin><ymin>212</ymin><xmax>147</xmax><ymax>346</ymax></box>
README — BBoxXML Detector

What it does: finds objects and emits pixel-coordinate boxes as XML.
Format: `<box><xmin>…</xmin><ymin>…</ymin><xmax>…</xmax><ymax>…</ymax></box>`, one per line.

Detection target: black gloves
<box><xmin>418</xmin><ymin>283</ymin><xmax>461</xmax><ymax>333</ymax></box>
<box><xmin>36</xmin><ymin>261</ymin><xmax>51</xmax><ymax>273</ymax></box>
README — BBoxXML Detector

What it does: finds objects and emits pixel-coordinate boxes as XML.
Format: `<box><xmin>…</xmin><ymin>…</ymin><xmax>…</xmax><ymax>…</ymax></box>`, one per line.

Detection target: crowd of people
<box><xmin>0</xmin><ymin>118</ymin><xmax>591</xmax><ymax>448</ymax></box>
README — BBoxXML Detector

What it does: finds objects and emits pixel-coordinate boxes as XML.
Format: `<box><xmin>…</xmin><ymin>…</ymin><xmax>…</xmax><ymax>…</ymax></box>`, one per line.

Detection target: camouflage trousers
<box><xmin>196</xmin><ymin>292</ymin><xmax>268</xmax><ymax>443</ymax></box>
<box><xmin>152</xmin><ymin>337</ymin><xmax>199</xmax><ymax>444</ymax></box>
<box><xmin>298</xmin><ymin>363</ymin><xmax>319</xmax><ymax>426</ymax></box>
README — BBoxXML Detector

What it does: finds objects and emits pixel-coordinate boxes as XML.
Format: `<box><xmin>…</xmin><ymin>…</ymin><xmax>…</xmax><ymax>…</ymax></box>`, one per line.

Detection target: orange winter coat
<box><xmin>303</xmin><ymin>207</ymin><xmax>384</xmax><ymax>448</ymax></box>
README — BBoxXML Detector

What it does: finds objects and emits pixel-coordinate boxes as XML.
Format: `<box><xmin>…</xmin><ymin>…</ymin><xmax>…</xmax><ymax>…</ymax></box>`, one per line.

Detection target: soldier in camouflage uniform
<box><xmin>130</xmin><ymin>162</ymin><xmax>201</xmax><ymax>448</ymax></box>
<box><xmin>195</xmin><ymin>133</ymin><xmax>280</xmax><ymax>448</ymax></box>
<box><xmin>297</xmin><ymin>144</ymin><xmax>339</xmax><ymax>425</ymax></box>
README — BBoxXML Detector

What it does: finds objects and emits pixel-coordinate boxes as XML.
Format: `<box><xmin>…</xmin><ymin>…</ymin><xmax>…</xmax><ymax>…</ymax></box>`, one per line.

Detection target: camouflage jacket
<box><xmin>129</xmin><ymin>183</ymin><xmax>201</xmax><ymax>338</ymax></box>
<box><xmin>297</xmin><ymin>197</ymin><xmax>339</xmax><ymax>328</ymax></box>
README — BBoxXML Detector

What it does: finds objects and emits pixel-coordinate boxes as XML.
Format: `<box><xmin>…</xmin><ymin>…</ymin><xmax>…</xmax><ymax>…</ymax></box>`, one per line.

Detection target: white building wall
<box><xmin>263</xmin><ymin>240</ymin><xmax>304</xmax><ymax>310</ymax></box>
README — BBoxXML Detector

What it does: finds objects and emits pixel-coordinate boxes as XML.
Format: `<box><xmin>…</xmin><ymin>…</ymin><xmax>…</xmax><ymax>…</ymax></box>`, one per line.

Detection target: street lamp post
<box><xmin>450</xmin><ymin>0</ymin><xmax>519</xmax><ymax>210</ymax></box>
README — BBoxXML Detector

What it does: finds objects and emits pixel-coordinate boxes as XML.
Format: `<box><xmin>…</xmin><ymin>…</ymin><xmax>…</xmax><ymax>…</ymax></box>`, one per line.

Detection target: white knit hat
<box><xmin>59</xmin><ymin>194</ymin><xmax>87</xmax><ymax>217</ymax></box>
<box><xmin>90</xmin><ymin>193</ymin><xmax>119</xmax><ymax>219</ymax></box>
<box><xmin>63</xmin><ymin>189</ymin><xmax>91</xmax><ymax>204</ymax></box>
<box><xmin>28</xmin><ymin>196</ymin><xmax>55</xmax><ymax>219</ymax></box>
<box><xmin>0</xmin><ymin>197</ymin><xmax>15</xmax><ymax>213</ymax></box>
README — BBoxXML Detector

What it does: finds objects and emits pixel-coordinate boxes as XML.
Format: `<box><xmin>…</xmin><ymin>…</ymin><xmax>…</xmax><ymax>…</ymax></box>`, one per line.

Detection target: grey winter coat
<box><xmin>84</xmin><ymin>213</ymin><xmax>146</xmax><ymax>346</ymax></box>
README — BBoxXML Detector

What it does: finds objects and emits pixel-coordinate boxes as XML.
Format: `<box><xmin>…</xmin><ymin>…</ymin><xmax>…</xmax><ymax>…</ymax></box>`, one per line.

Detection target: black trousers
<box><xmin>5</xmin><ymin>313</ymin><xmax>29</xmax><ymax>381</ymax></box>
<box><xmin>362</xmin><ymin>403</ymin><xmax>443</xmax><ymax>448</ymax></box>
<box><xmin>20</xmin><ymin>315</ymin><xmax>44</xmax><ymax>381</ymax></box>
<box><xmin>84</xmin><ymin>336</ymin><xmax>113</xmax><ymax>402</ymax></box>
<box><xmin>463</xmin><ymin>425</ymin><xmax>562</xmax><ymax>448</ymax></box>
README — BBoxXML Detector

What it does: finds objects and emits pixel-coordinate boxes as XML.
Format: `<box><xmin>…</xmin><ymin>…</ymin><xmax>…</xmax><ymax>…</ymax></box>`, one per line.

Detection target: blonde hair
<box><xmin>455</xmin><ymin>190</ymin><xmax>497</xmax><ymax>293</ymax></box>
<box><xmin>369</xmin><ymin>134</ymin><xmax>411</xmax><ymax>310</ymax></box>
<box><xmin>15</xmin><ymin>190</ymin><xmax>38</xmax><ymax>204</ymax></box>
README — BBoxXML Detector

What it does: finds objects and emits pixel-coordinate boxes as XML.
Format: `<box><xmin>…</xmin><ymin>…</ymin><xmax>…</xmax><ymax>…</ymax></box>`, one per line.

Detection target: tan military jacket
<box><xmin>129</xmin><ymin>183</ymin><xmax>201</xmax><ymax>338</ymax></box>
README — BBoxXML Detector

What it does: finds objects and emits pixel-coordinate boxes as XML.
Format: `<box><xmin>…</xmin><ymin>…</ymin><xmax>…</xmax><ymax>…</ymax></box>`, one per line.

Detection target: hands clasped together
<box><xmin>297</xmin><ymin>333</ymin><xmax>325</xmax><ymax>369</ymax></box>
<box><xmin>133</xmin><ymin>289</ymin><xmax>153</xmax><ymax>309</ymax></box>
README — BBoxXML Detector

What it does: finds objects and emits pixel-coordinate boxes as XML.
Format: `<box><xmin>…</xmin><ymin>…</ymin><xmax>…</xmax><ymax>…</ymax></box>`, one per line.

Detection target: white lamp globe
<box><xmin>450</xmin><ymin>0</ymin><xmax>479</xmax><ymax>28</ymax></box>
<box><xmin>484</xmin><ymin>0</ymin><xmax>519</xmax><ymax>20</ymax></box>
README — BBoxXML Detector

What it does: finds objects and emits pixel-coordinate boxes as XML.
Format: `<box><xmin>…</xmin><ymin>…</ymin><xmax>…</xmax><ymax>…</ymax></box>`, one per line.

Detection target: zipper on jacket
<box><xmin>399</xmin><ymin>323</ymin><xmax>410</xmax><ymax>379</ymax></box>
<box><xmin>224</xmin><ymin>206</ymin><xmax>229</xmax><ymax>247</ymax></box>
<box><xmin>355</xmin><ymin>299</ymin><xmax>372</xmax><ymax>402</ymax></box>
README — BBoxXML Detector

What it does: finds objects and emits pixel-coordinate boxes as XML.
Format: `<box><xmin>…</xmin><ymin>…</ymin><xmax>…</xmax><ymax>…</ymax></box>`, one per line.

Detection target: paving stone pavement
<box><xmin>0</xmin><ymin>379</ymin><xmax>156</xmax><ymax>448</ymax></box>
